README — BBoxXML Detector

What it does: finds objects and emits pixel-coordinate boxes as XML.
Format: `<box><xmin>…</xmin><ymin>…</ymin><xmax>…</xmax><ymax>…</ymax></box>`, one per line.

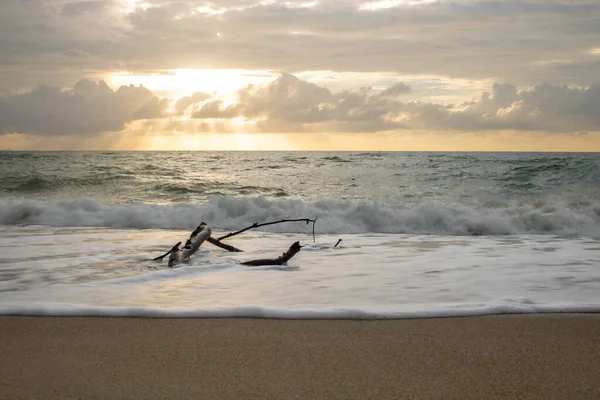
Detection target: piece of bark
<box><xmin>241</xmin><ymin>241</ymin><xmax>302</xmax><ymax>267</ymax></box>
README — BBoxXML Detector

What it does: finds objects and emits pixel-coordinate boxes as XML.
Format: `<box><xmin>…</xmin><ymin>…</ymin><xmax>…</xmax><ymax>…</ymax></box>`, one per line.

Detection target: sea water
<box><xmin>1</xmin><ymin>151</ymin><xmax>599</xmax><ymax>318</ymax></box>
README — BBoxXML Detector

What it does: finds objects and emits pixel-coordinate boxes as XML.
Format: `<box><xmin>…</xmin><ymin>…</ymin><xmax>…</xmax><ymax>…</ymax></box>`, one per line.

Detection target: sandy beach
<box><xmin>1</xmin><ymin>314</ymin><xmax>599</xmax><ymax>399</ymax></box>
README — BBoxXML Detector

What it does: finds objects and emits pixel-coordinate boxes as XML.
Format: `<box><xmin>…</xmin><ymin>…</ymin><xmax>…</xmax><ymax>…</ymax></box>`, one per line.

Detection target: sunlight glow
<box><xmin>161</xmin><ymin>1</ymin><xmax>318</xmax><ymax>18</ymax></box>
<box><xmin>260</xmin><ymin>1</ymin><xmax>318</xmax><ymax>8</ymax></box>
<box><xmin>119</xmin><ymin>0</ymin><xmax>149</xmax><ymax>13</ymax></box>
<box><xmin>2</xmin><ymin>128</ymin><xmax>600</xmax><ymax>152</ymax></box>
<box><xmin>195</xmin><ymin>5</ymin><xmax>228</xmax><ymax>15</ymax></box>
<box><xmin>231</xmin><ymin>117</ymin><xmax>248</xmax><ymax>126</ymax></box>
<box><xmin>286</xmin><ymin>1</ymin><xmax>318</xmax><ymax>8</ymax></box>
<box><xmin>145</xmin><ymin>133</ymin><xmax>294</xmax><ymax>151</ymax></box>
<box><xmin>589</xmin><ymin>48</ymin><xmax>600</xmax><ymax>55</ymax></box>
<box><xmin>106</xmin><ymin>69</ymin><xmax>277</xmax><ymax>98</ymax></box>
<box><xmin>359</xmin><ymin>0</ymin><xmax>437</xmax><ymax>10</ymax></box>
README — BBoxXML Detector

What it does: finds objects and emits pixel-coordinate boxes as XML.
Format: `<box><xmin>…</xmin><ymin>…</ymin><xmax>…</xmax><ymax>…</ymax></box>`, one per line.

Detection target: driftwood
<box><xmin>206</xmin><ymin>236</ymin><xmax>243</xmax><ymax>252</ymax></box>
<box><xmin>206</xmin><ymin>218</ymin><xmax>316</xmax><ymax>252</ymax></box>
<box><xmin>241</xmin><ymin>241</ymin><xmax>303</xmax><ymax>267</ymax></box>
<box><xmin>167</xmin><ymin>223</ymin><xmax>211</xmax><ymax>267</ymax></box>
<box><xmin>153</xmin><ymin>218</ymin><xmax>315</xmax><ymax>267</ymax></box>
<box><xmin>152</xmin><ymin>241</ymin><xmax>181</xmax><ymax>261</ymax></box>
<box><xmin>217</xmin><ymin>218</ymin><xmax>317</xmax><ymax>242</ymax></box>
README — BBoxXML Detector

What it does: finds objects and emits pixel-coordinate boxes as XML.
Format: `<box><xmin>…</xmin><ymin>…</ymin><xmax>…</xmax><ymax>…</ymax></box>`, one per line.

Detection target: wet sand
<box><xmin>1</xmin><ymin>315</ymin><xmax>600</xmax><ymax>399</ymax></box>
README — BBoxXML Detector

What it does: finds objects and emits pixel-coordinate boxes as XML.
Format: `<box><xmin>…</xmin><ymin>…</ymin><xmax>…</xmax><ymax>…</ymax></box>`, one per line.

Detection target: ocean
<box><xmin>1</xmin><ymin>151</ymin><xmax>599</xmax><ymax>318</ymax></box>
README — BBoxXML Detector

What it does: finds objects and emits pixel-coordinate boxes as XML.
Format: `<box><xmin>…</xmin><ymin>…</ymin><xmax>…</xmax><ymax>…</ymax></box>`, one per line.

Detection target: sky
<box><xmin>0</xmin><ymin>0</ymin><xmax>599</xmax><ymax>151</ymax></box>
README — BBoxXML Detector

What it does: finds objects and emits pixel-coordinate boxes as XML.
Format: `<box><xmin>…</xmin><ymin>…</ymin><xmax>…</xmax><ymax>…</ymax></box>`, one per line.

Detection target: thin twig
<box><xmin>334</xmin><ymin>239</ymin><xmax>342</xmax><ymax>248</ymax></box>
<box><xmin>152</xmin><ymin>241</ymin><xmax>181</xmax><ymax>261</ymax></box>
<box><xmin>217</xmin><ymin>218</ymin><xmax>317</xmax><ymax>242</ymax></box>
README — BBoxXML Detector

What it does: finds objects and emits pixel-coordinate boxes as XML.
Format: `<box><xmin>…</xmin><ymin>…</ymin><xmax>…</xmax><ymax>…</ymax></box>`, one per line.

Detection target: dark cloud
<box><xmin>0</xmin><ymin>79</ymin><xmax>167</xmax><ymax>135</ymax></box>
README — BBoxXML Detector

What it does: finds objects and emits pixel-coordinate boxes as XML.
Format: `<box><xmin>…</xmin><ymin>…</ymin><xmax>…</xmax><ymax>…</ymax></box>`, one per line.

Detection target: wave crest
<box><xmin>1</xmin><ymin>195</ymin><xmax>599</xmax><ymax>236</ymax></box>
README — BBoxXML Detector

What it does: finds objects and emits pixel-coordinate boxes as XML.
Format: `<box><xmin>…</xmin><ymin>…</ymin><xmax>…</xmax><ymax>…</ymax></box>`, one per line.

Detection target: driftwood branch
<box><xmin>152</xmin><ymin>241</ymin><xmax>181</xmax><ymax>261</ymax></box>
<box><xmin>167</xmin><ymin>223</ymin><xmax>211</xmax><ymax>268</ymax></box>
<box><xmin>206</xmin><ymin>236</ymin><xmax>243</xmax><ymax>252</ymax></box>
<box><xmin>334</xmin><ymin>239</ymin><xmax>342</xmax><ymax>248</ymax></box>
<box><xmin>154</xmin><ymin>217</ymin><xmax>316</xmax><ymax>262</ymax></box>
<box><xmin>217</xmin><ymin>218</ymin><xmax>317</xmax><ymax>242</ymax></box>
<box><xmin>241</xmin><ymin>241</ymin><xmax>303</xmax><ymax>267</ymax></box>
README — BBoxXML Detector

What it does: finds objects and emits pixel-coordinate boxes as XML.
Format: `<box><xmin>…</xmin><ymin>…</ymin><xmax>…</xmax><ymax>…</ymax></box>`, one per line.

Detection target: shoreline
<box><xmin>2</xmin><ymin>314</ymin><xmax>600</xmax><ymax>399</ymax></box>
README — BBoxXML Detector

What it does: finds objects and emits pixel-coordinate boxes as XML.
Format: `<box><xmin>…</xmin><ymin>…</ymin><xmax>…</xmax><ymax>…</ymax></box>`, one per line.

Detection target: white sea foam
<box><xmin>1</xmin><ymin>195</ymin><xmax>599</xmax><ymax>236</ymax></box>
<box><xmin>1</xmin><ymin>303</ymin><xmax>599</xmax><ymax>319</ymax></box>
<box><xmin>2</xmin><ymin>153</ymin><xmax>599</xmax><ymax>319</ymax></box>
<box><xmin>1</xmin><ymin>227</ymin><xmax>599</xmax><ymax>319</ymax></box>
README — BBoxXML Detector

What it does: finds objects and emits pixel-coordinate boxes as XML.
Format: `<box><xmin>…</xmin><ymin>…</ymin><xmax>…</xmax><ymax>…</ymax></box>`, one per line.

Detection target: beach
<box><xmin>1</xmin><ymin>153</ymin><xmax>600</xmax><ymax>398</ymax></box>
<box><xmin>2</xmin><ymin>315</ymin><xmax>599</xmax><ymax>399</ymax></box>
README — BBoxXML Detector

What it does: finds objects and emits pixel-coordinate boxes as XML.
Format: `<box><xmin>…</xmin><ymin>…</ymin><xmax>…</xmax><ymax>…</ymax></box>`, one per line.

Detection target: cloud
<box><xmin>62</xmin><ymin>1</ymin><xmax>108</xmax><ymax>17</ymax></box>
<box><xmin>1</xmin><ymin>0</ymin><xmax>600</xmax><ymax>90</ymax></box>
<box><xmin>184</xmin><ymin>74</ymin><xmax>405</xmax><ymax>132</ymax></box>
<box><xmin>62</xmin><ymin>48</ymin><xmax>91</xmax><ymax>58</ymax></box>
<box><xmin>174</xmin><ymin>92</ymin><xmax>212</xmax><ymax>114</ymax></box>
<box><xmin>2</xmin><ymin>75</ymin><xmax>599</xmax><ymax>137</ymax></box>
<box><xmin>416</xmin><ymin>82</ymin><xmax>600</xmax><ymax>133</ymax></box>
<box><xmin>179</xmin><ymin>74</ymin><xmax>600</xmax><ymax>134</ymax></box>
<box><xmin>0</xmin><ymin>79</ymin><xmax>168</xmax><ymax>135</ymax></box>
<box><xmin>379</xmin><ymin>83</ymin><xmax>411</xmax><ymax>97</ymax></box>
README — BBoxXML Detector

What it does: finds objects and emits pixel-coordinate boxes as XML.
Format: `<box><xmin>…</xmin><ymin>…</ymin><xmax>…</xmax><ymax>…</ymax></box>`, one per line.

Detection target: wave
<box><xmin>1</xmin><ymin>195</ymin><xmax>599</xmax><ymax>236</ymax></box>
<box><xmin>321</xmin><ymin>156</ymin><xmax>353</xmax><ymax>163</ymax></box>
<box><xmin>0</xmin><ymin>172</ymin><xmax>133</xmax><ymax>193</ymax></box>
<box><xmin>1</xmin><ymin>302</ymin><xmax>599</xmax><ymax>319</ymax></box>
<box><xmin>152</xmin><ymin>182</ymin><xmax>285</xmax><ymax>196</ymax></box>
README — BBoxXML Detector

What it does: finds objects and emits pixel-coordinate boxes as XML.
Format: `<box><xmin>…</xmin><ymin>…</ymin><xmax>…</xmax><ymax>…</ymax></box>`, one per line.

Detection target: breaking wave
<box><xmin>1</xmin><ymin>195</ymin><xmax>599</xmax><ymax>236</ymax></box>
